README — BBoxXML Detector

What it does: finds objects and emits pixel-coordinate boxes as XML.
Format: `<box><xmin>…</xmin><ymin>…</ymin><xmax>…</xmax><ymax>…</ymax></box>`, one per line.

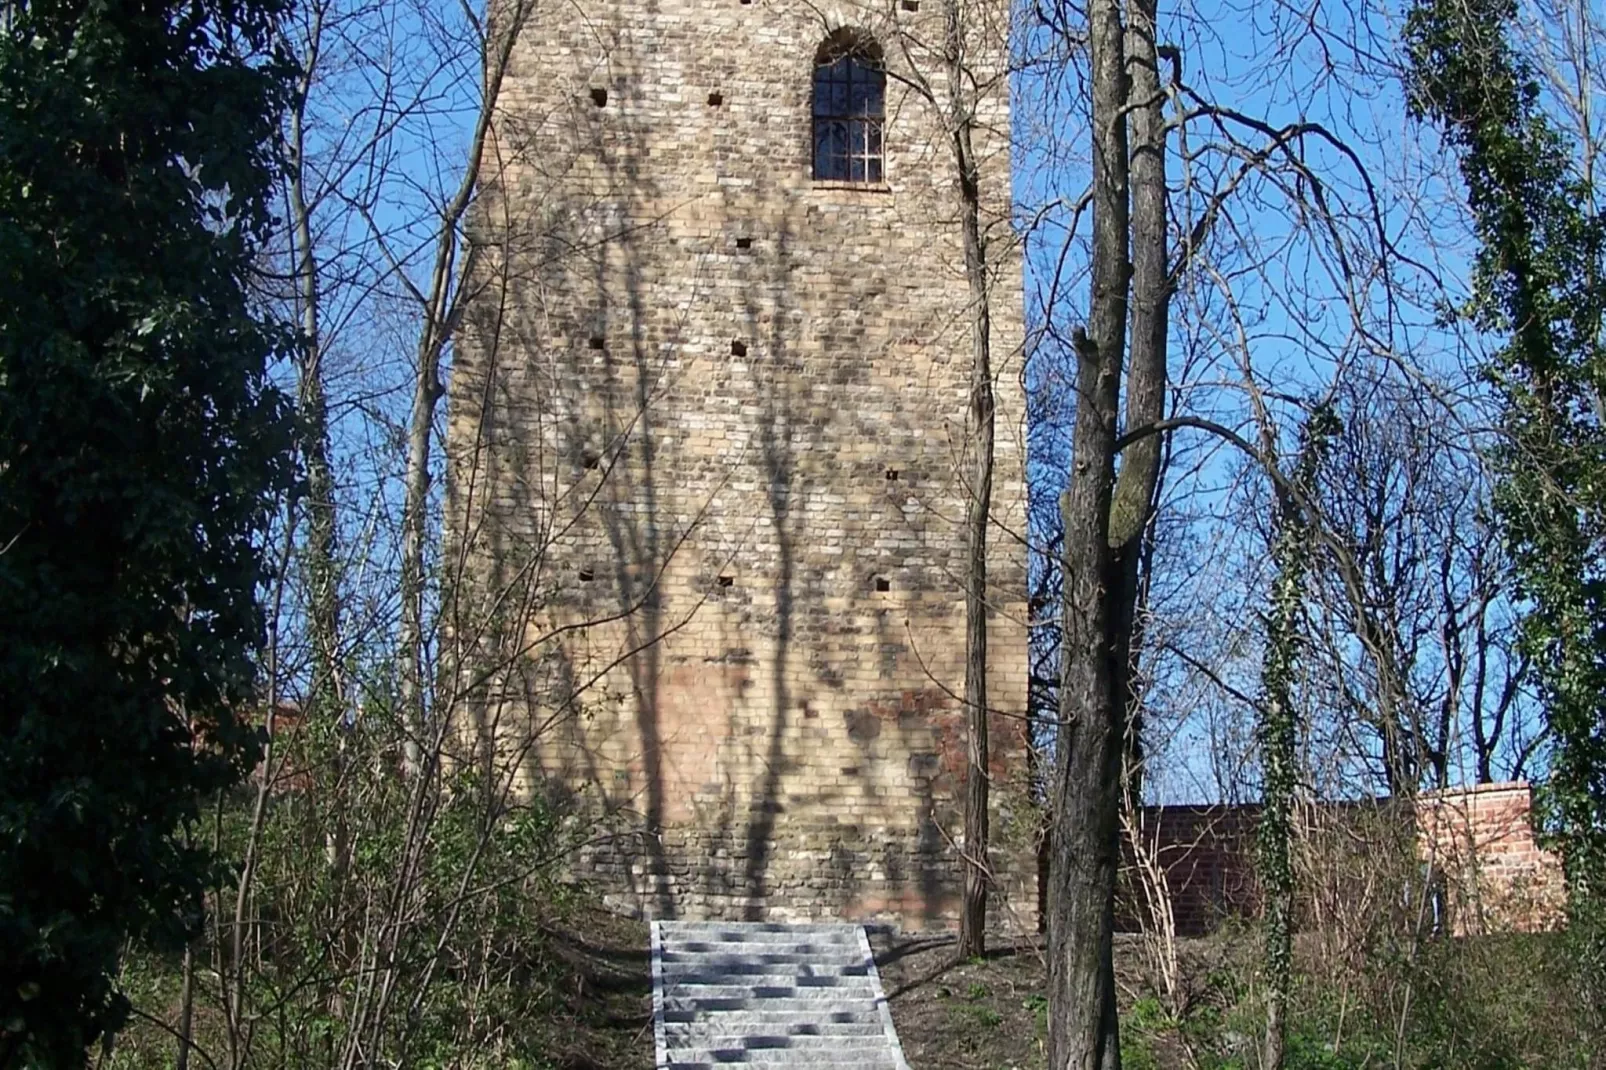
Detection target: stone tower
<box><xmin>447</xmin><ymin>0</ymin><xmax>1031</xmax><ymax>929</ymax></box>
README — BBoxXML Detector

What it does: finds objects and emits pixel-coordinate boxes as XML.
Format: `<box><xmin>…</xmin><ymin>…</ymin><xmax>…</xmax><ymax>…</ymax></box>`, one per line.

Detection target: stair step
<box><xmin>658</xmin><ymin>1002</ymin><xmax>880</xmax><ymax>1021</ymax></box>
<box><xmin>672</xmin><ymin>940</ymin><xmax>865</xmax><ymax>957</ymax></box>
<box><xmin>653</xmin><ymin>921</ymin><xmax>908</xmax><ymax>1070</ymax></box>
<box><xmin>668</xmin><ymin>1050</ymin><xmax>902</xmax><ymax>1067</ymax></box>
<box><xmin>667</xmin><ymin>979</ymin><xmax>877</xmax><ymax>995</ymax></box>
<box><xmin>664</xmin><ymin>1015</ymin><xmax>892</xmax><ymax>1034</ymax></box>
<box><xmin>662</xmin><ymin>1034</ymin><xmax>889</xmax><ymax>1050</ymax></box>
<box><xmin>667</xmin><ymin>930</ymin><xmax>861</xmax><ymax>943</ymax></box>
<box><xmin>664</xmin><ymin>1060</ymin><xmax>905</xmax><ymax>1066</ymax></box>
<box><xmin>663</xmin><ymin>951</ymin><xmax>867</xmax><ymax>966</ymax></box>
<box><xmin>659</xmin><ymin>922</ymin><xmax>859</xmax><ymax>934</ymax></box>
<box><xmin>666</xmin><ymin>983</ymin><xmax>877</xmax><ymax>998</ymax></box>
<box><xmin>662</xmin><ymin>959</ymin><xmax>870</xmax><ymax>975</ymax></box>
<box><xmin>661</xmin><ymin>963</ymin><xmax>873</xmax><ymax>976</ymax></box>
<box><xmin>663</xmin><ymin>998</ymin><xmax>887</xmax><ymax>1016</ymax></box>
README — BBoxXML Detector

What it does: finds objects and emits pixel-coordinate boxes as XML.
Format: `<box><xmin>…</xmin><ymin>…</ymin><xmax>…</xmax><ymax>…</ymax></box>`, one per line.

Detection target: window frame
<box><xmin>810</xmin><ymin>33</ymin><xmax>886</xmax><ymax>185</ymax></box>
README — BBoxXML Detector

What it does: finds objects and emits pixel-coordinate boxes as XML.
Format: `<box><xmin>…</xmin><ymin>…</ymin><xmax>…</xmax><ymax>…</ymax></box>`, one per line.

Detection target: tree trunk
<box><xmin>1047</xmin><ymin>0</ymin><xmax>1129</xmax><ymax>1062</ymax></box>
<box><xmin>175</xmin><ymin>941</ymin><xmax>195</xmax><ymax>1070</ymax></box>
<box><xmin>948</xmin><ymin>0</ymin><xmax>996</xmax><ymax>963</ymax></box>
<box><xmin>286</xmin><ymin>30</ymin><xmax>342</xmax><ymax>724</ymax></box>
<box><xmin>283</xmin><ymin>20</ymin><xmax>362</xmax><ymax>1042</ymax></box>
<box><xmin>1258</xmin><ymin>414</ymin><xmax>1331</xmax><ymax>1070</ymax></box>
<box><xmin>397</xmin><ymin>332</ymin><xmax>443</xmax><ymax>777</ymax></box>
<box><xmin>394</xmin><ymin>1</ymin><xmax>523</xmax><ymax>777</ymax></box>
<box><xmin>1108</xmin><ymin>0</ymin><xmax>1170</xmax><ymax>811</ymax></box>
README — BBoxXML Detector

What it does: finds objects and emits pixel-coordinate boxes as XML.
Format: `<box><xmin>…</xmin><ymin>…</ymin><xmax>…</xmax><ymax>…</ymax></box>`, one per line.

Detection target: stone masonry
<box><xmin>446</xmin><ymin>0</ymin><xmax>1032</xmax><ymax>930</ymax></box>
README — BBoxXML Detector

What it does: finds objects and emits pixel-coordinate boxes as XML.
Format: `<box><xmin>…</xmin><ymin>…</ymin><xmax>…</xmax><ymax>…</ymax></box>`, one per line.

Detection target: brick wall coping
<box><xmin>1143</xmin><ymin>780</ymin><xmax>1536</xmax><ymax>813</ymax></box>
<box><xmin>1418</xmin><ymin>780</ymin><xmax>1532</xmax><ymax>800</ymax></box>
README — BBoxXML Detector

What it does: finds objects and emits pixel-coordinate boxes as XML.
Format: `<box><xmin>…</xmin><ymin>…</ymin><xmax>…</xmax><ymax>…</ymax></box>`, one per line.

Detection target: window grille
<box><xmin>812</xmin><ymin>36</ymin><xmax>885</xmax><ymax>183</ymax></box>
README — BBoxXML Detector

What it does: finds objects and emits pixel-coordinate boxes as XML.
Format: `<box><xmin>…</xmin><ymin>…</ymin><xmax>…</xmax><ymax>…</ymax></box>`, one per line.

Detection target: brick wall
<box><xmin>1416</xmin><ymin>782</ymin><xmax>1567</xmax><ymax>935</ymax></box>
<box><xmin>1116</xmin><ymin>784</ymin><xmax>1566</xmax><ymax>937</ymax></box>
<box><xmin>445</xmin><ymin>0</ymin><xmax>1034</xmax><ymax>931</ymax></box>
<box><xmin>1118</xmin><ymin>805</ymin><xmax>1261</xmax><ymax>937</ymax></box>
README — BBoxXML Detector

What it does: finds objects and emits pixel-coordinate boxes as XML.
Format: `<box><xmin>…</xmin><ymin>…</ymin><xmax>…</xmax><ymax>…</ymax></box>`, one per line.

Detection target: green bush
<box><xmin>1124</xmin><ymin>924</ymin><xmax>1589</xmax><ymax>1069</ymax></box>
<box><xmin>104</xmin><ymin>696</ymin><xmax>582</xmax><ymax>1069</ymax></box>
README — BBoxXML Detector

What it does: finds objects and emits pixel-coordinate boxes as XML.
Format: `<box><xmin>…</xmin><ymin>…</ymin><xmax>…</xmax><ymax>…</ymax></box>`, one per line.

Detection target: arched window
<box><xmin>812</xmin><ymin>31</ymin><xmax>885</xmax><ymax>183</ymax></box>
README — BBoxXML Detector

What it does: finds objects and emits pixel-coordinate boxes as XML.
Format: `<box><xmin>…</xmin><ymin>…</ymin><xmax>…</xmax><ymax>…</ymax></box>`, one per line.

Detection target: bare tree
<box><xmin>1043</xmin><ymin>0</ymin><xmax>1170</xmax><ymax>1061</ymax></box>
<box><xmin>940</xmin><ymin>0</ymin><xmax>1001</xmax><ymax>962</ymax></box>
<box><xmin>283</xmin><ymin>6</ymin><xmax>343</xmax><ymax>726</ymax></box>
<box><xmin>1046</xmin><ymin>0</ymin><xmax>1131</xmax><ymax>1064</ymax></box>
<box><xmin>889</xmin><ymin>0</ymin><xmax>1025</xmax><ymax>957</ymax></box>
<box><xmin>1304</xmin><ymin>379</ymin><xmax>1537</xmax><ymax>796</ymax></box>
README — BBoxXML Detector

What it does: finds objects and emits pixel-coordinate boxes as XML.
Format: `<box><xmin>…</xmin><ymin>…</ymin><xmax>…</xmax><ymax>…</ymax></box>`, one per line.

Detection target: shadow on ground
<box><xmin>538</xmin><ymin>907</ymin><xmax>655</xmax><ymax>1070</ymax></box>
<box><xmin>869</xmin><ymin>931</ymin><xmax>1212</xmax><ymax>1070</ymax></box>
<box><xmin>869</xmin><ymin>930</ymin><xmax>1052</xmax><ymax>1070</ymax></box>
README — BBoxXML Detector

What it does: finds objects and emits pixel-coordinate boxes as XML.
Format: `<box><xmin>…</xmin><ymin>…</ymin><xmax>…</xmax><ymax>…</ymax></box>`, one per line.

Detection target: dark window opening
<box><xmin>901</xmin><ymin>0</ymin><xmax>920</xmax><ymax>10</ymax></box>
<box><xmin>735</xmin><ymin>236</ymin><xmax>753</xmax><ymax>250</ymax></box>
<box><xmin>731</xmin><ymin>340</ymin><xmax>748</xmax><ymax>357</ymax></box>
<box><xmin>885</xmin><ymin>467</ymin><xmax>900</xmax><ymax>481</ymax></box>
<box><xmin>708</xmin><ymin>91</ymin><xmax>724</xmax><ymax>106</ymax></box>
<box><xmin>718</xmin><ymin>575</ymin><xmax>735</xmax><ymax>588</ymax></box>
<box><xmin>874</xmin><ymin>576</ymin><xmax>891</xmax><ymax>592</ymax></box>
<box><xmin>588</xmin><ymin>336</ymin><xmax>605</xmax><ymax>350</ymax></box>
<box><xmin>812</xmin><ymin>32</ymin><xmax>885</xmax><ymax>183</ymax></box>
<box><xmin>590</xmin><ymin>87</ymin><xmax>608</xmax><ymax>107</ymax></box>
<box><xmin>579</xmin><ymin>568</ymin><xmax>595</xmax><ymax>582</ymax></box>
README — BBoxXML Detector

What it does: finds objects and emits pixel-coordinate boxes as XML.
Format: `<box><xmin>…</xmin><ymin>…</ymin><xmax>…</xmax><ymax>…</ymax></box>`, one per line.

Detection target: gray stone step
<box><xmin>663</xmin><ymin>997</ymin><xmax>883</xmax><ymax>1015</ymax></box>
<box><xmin>663</xmin><ymin>1034</ymin><xmax>890</xmax><ymax>1050</ymax></box>
<box><xmin>665</xmin><ymin>945</ymin><xmax>862</xmax><ymax>957</ymax></box>
<box><xmin>663</xmin><ymin>1023</ymin><xmax>886</xmax><ymax>1040</ymax></box>
<box><xmin>667</xmin><ymin>1051</ymin><xmax>903</xmax><ymax>1068</ymax></box>
<box><xmin>662</xmin><ymin>951</ymin><xmax>870</xmax><ymax>967</ymax></box>
<box><xmin>664</xmin><ymin>1002</ymin><xmax>892</xmax><ymax>1021</ymax></box>
<box><xmin>662</xmin><ymin>967</ymin><xmax>871</xmax><ymax>984</ymax></box>
<box><xmin>671</xmin><ymin>940</ymin><xmax>866</xmax><ymax>957</ymax></box>
<box><xmin>662</xmin><ymin>922</ymin><xmax>859</xmax><ymax>934</ymax></box>
<box><xmin>652</xmin><ymin>921</ymin><xmax>910</xmax><ymax>1070</ymax></box>
<box><xmin>668</xmin><ymin>931</ymin><xmax>867</xmax><ymax>944</ymax></box>
<box><xmin>661</xmin><ymin>1060</ymin><xmax>905</xmax><ymax>1066</ymax></box>
<box><xmin>664</xmin><ymin>983</ymin><xmax>879</xmax><ymax>1000</ymax></box>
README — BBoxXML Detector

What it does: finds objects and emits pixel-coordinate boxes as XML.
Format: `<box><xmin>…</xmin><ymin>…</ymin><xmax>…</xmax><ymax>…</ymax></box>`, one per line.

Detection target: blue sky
<box><xmin>1009</xmin><ymin>0</ymin><xmax>1548</xmax><ymax>802</ymax></box>
<box><xmin>279</xmin><ymin>0</ymin><xmax>1549</xmax><ymax>804</ymax></box>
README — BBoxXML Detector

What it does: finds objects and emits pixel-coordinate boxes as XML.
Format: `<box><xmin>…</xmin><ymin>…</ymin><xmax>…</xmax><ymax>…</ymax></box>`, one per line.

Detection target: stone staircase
<box><xmin>652</xmin><ymin>921</ymin><xmax>912</xmax><ymax>1070</ymax></box>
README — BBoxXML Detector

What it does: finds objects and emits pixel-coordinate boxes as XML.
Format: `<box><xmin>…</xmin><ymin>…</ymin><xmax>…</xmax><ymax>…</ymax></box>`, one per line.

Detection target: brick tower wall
<box><xmin>446</xmin><ymin>0</ymin><xmax>1032</xmax><ymax>931</ymax></box>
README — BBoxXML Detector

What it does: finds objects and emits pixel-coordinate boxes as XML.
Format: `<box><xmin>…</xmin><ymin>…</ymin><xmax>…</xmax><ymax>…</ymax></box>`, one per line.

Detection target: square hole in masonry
<box><xmin>885</xmin><ymin>468</ymin><xmax>900</xmax><ymax>481</ymax></box>
<box><xmin>588</xmin><ymin>336</ymin><xmax>605</xmax><ymax>350</ymax></box>
<box><xmin>718</xmin><ymin>575</ymin><xmax>735</xmax><ymax>588</ymax></box>
<box><xmin>901</xmin><ymin>0</ymin><xmax>920</xmax><ymax>10</ymax></box>
<box><xmin>735</xmin><ymin>236</ymin><xmax>753</xmax><ymax>250</ymax></box>
<box><xmin>578</xmin><ymin>568</ymin><xmax>595</xmax><ymax>583</ymax></box>
<box><xmin>874</xmin><ymin>576</ymin><xmax>891</xmax><ymax>592</ymax></box>
<box><xmin>708</xmin><ymin>91</ymin><xmax>724</xmax><ymax>107</ymax></box>
<box><xmin>731</xmin><ymin>340</ymin><xmax>748</xmax><ymax>357</ymax></box>
<box><xmin>590</xmin><ymin>87</ymin><xmax>608</xmax><ymax>107</ymax></box>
